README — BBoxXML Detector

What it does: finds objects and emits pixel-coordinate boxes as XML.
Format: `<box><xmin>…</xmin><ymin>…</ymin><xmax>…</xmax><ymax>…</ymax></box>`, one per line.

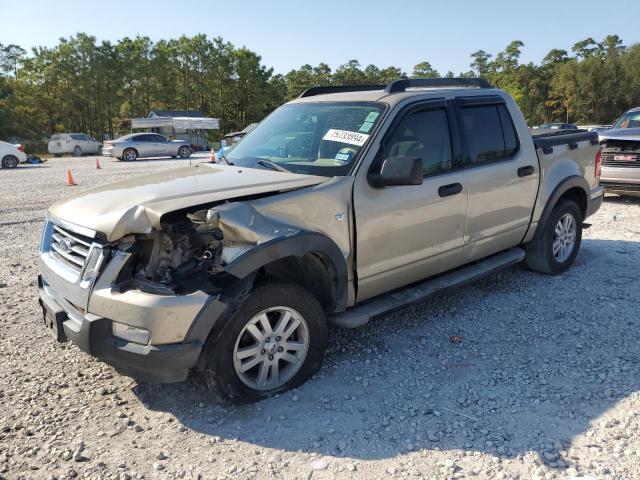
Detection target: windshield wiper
<box><xmin>255</xmin><ymin>159</ymin><xmax>291</xmax><ymax>173</ymax></box>
<box><xmin>219</xmin><ymin>153</ymin><xmax>233</xmax><ymax>165</ymax></box>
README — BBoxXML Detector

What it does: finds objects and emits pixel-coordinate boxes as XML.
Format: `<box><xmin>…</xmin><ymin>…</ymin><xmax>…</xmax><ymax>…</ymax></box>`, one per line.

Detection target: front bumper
<box><xmin>600</xmin><ymin>166</ymin><xmax>640</xmax><ymax>195</ymax></box>
<box><xmin>38</xmin><ymin>216</ymin><xmax>228</xmax><ymax>382</ymax></box>
<box><xmin>38</xmin><ymin>275</ymin><xmax>227</xmax><ymax>382</ymax></box>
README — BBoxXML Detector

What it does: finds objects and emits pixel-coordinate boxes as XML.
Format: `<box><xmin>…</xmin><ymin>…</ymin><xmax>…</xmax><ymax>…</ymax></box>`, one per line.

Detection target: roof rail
<box><xmin>385</xmin><ymin>77</ymin><xmax>493</xmax><ymax>94</ymax></box>
<box><xmin>298</xmin><ymin>85</ymin><xmax>386</xmax><ymax>98</ymax></box>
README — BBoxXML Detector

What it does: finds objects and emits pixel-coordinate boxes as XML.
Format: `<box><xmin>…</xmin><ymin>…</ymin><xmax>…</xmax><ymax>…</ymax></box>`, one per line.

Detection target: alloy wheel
<box><xmin>552</xmin><ymin>213</ymin><xmax>577</xmax><ymax>263</ymax></box>
<box><xmin>233</xmin><ymin>306</ymin><xmax>309</xmax><ymax>391</ymax></box>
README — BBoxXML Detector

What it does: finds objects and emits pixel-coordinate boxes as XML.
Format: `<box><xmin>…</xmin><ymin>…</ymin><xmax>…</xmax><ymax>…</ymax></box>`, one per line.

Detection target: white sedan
<box><xmin>0</xmin><ymin>141</ymin><xmax>27</xmax><ymax>169</ymax></box>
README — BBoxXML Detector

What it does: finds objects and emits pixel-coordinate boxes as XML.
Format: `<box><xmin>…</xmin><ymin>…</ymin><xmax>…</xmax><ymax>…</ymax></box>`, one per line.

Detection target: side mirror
<box><xmin>368</xmin><ymin>156</ymin><xmax>423</xmax><ymax>187</ymax></box>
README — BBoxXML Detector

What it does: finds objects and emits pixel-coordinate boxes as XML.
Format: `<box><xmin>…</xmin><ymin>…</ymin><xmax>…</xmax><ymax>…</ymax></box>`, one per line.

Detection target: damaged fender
<box><xmin>223</xmin><ymin>230</ymin><xmax>348</xmax><ymax>312</ymax></box>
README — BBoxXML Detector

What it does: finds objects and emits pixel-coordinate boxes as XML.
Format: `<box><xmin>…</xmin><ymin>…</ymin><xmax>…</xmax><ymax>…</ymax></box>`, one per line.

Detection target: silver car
<box><xmin>102</xmin><ymin>133</ymin><xmax>192</xmax><ymax>161</ymax></box>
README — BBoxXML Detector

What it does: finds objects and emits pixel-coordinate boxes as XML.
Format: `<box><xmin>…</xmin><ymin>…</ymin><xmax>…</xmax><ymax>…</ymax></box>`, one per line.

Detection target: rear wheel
<box><xmin>178</xmin><ymin>146</ymin><xmax>192</xmax><ymax>159</ymax></box>
<box><xmin>207</xmin><ymin>282</ymin><xmax>327</xmax><ymax>403</ymax></box>
<box><xmin>72</xmin><ymin>146</ymin><xmax>82</xmax><ymax>157</ymax></box>
<box><xmin>97</xmin><ymin>146</ymin><xmax>103</xmax><ymax>156</ymax></box>
<box><xmin>122</xmin><ymin>148</ymin><xmax>138</xmax><ymax>161</ymax></box>
<box><xmin>1</xmin><ymin>155</ymin><xmax>19</xmax><ymax>169</ymax></box>
<box><xmin>525</xmin><ymin>199</ymin><xmax>582</xmax><ymax>274</ymax></box>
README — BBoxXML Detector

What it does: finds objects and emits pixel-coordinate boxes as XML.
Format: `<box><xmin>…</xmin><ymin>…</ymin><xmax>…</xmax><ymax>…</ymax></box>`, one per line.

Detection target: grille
<box><xmin>50</xmin><ymin>224</ymin><xmax>93</xmax><ymax>272</ymax></box>
<box><xmin>602</xmin><ymin>150</ymin><xmax>640</xmax><ymax>168</ymax></box>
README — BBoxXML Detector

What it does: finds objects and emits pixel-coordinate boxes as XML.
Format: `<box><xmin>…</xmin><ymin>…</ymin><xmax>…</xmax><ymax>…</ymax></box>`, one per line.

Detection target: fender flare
<box><xmin>534</xmin><ymin>175</ymin><xmax>589</xmax><ymax>241</ymax></box>
<box><xmin>223</xmin><ymin>231</ymin><xmax>348</xmax><ymax>312</ymax></box>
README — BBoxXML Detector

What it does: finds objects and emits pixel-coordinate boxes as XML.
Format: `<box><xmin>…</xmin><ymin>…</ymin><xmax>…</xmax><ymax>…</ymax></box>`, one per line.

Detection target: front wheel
<box><xmin>178</xmin><ymin>145</ymin><xmax>191</xmax><ymax>159</ymax></box>
<box><xmin>207</xmin><ymin>282</ymin><xmax>327</xmax><ymax>403</ymax></box>
<box><xmin>525</xmin><ymin>199</ymin><xmax>582</xmax><ymax>275</ymax></box>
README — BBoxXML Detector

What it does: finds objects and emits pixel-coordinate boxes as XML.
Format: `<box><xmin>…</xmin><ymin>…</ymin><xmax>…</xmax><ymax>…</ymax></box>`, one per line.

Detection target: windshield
<box><xmin>613</xmin><ymin>110</ymin><xmax>640</xmax><ymax>129</ymax></box>
<box><xmin>226</xmin><ymin>102</ymin><xmax>385</xmax><ymax>176</ymax></box>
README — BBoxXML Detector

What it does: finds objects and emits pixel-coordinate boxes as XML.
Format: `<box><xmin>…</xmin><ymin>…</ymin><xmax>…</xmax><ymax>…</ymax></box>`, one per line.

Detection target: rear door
<box><xmin>354</xmin><ymin>99</ymin><xmax>469</xmax><ymax>301</ymax></box>
<box><xmin>134</xmin><ymin>134</ymin><xmax>156</xmax><ymax>157</ymax></box>
<box><xmin>152</xmin><ymin>134</ymin><xmax>172</xmax><ymax>157</ymax></box>
<box><xmin>455</xmin><ymin>95</ymin><xmax>539</xmax><ymax>260</ymax></box>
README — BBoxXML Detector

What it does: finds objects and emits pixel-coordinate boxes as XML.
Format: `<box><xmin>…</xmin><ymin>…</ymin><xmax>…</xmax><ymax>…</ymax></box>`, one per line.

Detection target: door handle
<box><xmin>438</xmin><ymin>183</ymin><xmax>463</xmax><ymax>197</ymax></box>
<box><xmin>517</xmin><ymin>165</ymin><xmax>535</xmax><ymax>177</ymax></box>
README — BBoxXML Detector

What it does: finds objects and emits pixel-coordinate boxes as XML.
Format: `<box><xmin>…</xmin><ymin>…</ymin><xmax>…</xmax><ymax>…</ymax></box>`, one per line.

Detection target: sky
<box><xmin>1</xmin><ymin>0</ymin><xmax>639</xmax><ymax>76</ymax></box>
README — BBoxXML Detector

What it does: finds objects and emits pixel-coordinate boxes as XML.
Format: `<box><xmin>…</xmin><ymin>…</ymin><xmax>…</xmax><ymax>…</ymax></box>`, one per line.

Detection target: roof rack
<box><xmin>385</xmin><ymin>78</ymin><xmax>493</xmax><ymax>94</ymax></box>
<box><xmin>298</xmin><ymin>85</ymin><xmax>386</xmax><ymax>98</ymax></box>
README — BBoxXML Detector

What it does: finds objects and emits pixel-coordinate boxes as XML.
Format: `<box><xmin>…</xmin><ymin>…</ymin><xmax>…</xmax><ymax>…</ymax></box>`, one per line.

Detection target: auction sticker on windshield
<box><xmin>323</xmin><ymin>129</ymin><xmax>370</xmax><ymax>146</ymax></box>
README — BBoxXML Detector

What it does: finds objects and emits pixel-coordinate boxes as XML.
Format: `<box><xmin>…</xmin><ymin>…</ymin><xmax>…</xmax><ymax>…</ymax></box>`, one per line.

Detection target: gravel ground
<box><xmin>1</xmin><ymin>155</ymin><xmax>639</xmax><ymax>480</ymax></box>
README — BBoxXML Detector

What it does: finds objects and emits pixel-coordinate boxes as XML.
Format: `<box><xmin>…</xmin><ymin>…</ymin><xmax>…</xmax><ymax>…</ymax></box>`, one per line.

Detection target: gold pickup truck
<box><xmin>38</xmin><ymin>78</ymin><xmax>603</xmax><ymax>402</ymax></box>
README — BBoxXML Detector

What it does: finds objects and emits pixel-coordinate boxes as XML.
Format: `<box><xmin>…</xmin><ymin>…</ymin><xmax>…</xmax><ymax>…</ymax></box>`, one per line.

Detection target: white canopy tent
<box><xmin>130</xmin><ymin>115</ymin><xmax>220</xmax><ymax>150</ymax></box>
<box><xmin>131</xmin><ymin>117</ymin><xmax>220</xmax><ymax>130</ymax></box>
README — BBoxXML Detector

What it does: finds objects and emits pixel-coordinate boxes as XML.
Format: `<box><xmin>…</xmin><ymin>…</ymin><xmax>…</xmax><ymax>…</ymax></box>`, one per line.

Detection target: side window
<box><xmin>136</xmin><ymin>134</ymin><xmax>152</xmax><ymax>142</ymax></box>
<box><xmin>385</xmin><ymin>108</ymin><xmax>452</xmax><ymax>176</ymax></box>
<box><xmin>70</xmin><ymin>134</ymin><xmax>84</xmax><ymax>141</ymax></box>
<box><xmin>460</xmin><ymin>103</ymin><xmax>519</xmax><ymax>165</ymax></box>
<box><xmin>153</xmin><ymin>135</ymin><xmax>167</xmax><ymax>142</ymax></box>
<box><xmin>461</xmin><ymin>105</ymin><xmax>505</xmax><ymax>164</ymax></box>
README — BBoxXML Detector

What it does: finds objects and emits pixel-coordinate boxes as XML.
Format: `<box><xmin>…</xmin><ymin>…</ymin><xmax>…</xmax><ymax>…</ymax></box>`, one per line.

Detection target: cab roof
<box><xmin>288</xmin><ymin>78</ymin><xmax>503</xmax><ymax>106</ymax></box>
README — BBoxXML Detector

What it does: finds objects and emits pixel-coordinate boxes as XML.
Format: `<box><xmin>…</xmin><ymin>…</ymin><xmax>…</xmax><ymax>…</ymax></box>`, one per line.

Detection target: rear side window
<box><xmin>385</xmin><ymin>108</ymin><xmax>452</xmax><ymax>176</ymax></box>
<box><xmin>461</xmin><ymin>104</ymin><xmax>519</xmax><ymax>164</ymax></box>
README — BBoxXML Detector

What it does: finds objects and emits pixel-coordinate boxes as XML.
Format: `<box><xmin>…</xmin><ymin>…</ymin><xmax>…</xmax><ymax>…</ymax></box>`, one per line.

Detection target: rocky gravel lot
<box><xmin>1</xmin><ymin>155</ymin><xmax>640</xmax><ymax>480</ymax></box>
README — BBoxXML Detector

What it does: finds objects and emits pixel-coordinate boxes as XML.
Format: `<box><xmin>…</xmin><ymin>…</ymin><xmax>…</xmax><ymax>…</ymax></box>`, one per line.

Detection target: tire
<box><xmin>1</xmin><ymin>155</ymin><xmax>19</xmax><ymax>169</ymax></box>
<box><xmin>178</xmin><ymin>145</ymin><xmax>192</xmax><ymax>159</ymax></box>
<box><xmin>97</xmin><ymin>146</ymin><xmax>103</xmax><ymax>156</ymax></box>
<box><xmin>122</xmin><ymin>148</ymin><xmax>138</xmax><ymax>161</ymax></box>
<box><xmin>525</xmin><ymin>199</ymin><xmax>582</xmax><ymax>275</ymax></box>
<box><xmin>72</xmin><ymin>146</ymin><xmax>82</xmax><ymax>157</ymax></box>
<box><xmin>208</xmin><ymin>281</ymin><xmax>327</xmax><ymax>403</ymax></box>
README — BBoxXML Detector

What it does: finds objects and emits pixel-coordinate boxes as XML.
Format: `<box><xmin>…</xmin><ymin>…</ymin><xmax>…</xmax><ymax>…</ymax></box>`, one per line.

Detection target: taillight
<box><xmin>16</xmin><ymin>144</ymin><xmax>24</xmax><ymax>152</ymax></box>
<box><xmin>594</xmin><ymin>147</ymin><xmax>602</xmax><ymax>178</ymax></box>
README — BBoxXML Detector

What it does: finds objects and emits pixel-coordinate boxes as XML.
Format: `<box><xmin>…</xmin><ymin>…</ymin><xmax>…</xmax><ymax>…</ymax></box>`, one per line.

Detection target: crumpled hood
<box><xmin>49</xmin><ymin>164</ymin><xmax>329</xmax><ymax>241</ymax></box>
<box><xmin>599</xmin><ymin>127</ymin><xmax>640</xmax><ymax>142</ymax></box>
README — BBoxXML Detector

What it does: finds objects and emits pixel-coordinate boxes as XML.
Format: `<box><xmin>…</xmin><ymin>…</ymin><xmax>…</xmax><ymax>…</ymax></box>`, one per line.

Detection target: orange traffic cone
<box><xmin>96</xmin><ymin>158</ymin><xmax>101</xmax><ymax>169</ymax></box>
<box><xmin>209</xmin><ymin>147</ymin><xmax>217</xmax><ymax>163</ymax></box>
<box><xmin>66</xmin><ymin>169</ymin><xmax>77</xmax><ymax>186</ymax></box>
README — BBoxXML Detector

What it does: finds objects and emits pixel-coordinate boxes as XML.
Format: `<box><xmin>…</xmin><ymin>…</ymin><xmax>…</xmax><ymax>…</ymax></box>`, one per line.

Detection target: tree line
<box><xmin>0</xmin><ymin>33</ymin><xmax>638</xmax><ymax>145</ymax></box>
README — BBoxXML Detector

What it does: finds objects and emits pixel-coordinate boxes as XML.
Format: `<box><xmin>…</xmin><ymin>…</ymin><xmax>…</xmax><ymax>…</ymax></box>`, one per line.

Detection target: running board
<box><xmin>328</xmin><ymin>247</ymin><xmax>525</xmax><ymax>328</ymax></box>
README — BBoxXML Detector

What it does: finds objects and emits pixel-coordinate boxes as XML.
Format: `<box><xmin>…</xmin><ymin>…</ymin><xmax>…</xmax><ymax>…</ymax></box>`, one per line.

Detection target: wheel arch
<box><xmin>532</xmin><ymin>175</ymin><xmax>588</xmax><ymax>242</ymax></box>
<box><xmin>224</xmin><ymin>231</ymin><xmax>348</xmax><ymax>314</ymax></box>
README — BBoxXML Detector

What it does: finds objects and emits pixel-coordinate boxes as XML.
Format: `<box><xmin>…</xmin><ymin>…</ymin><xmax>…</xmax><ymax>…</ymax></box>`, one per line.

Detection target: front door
<box><xmin>354</xmin><ymin>100</ymin><xmax>468</xmax><ymax>302</ymax></box>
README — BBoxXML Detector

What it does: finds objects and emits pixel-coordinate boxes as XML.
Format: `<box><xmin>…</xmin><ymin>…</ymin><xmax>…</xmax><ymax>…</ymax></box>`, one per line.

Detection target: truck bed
<box><xmin>531</xmin><ymin>129</ymin><xmax>599</xmax><ymax>152</ymax></box>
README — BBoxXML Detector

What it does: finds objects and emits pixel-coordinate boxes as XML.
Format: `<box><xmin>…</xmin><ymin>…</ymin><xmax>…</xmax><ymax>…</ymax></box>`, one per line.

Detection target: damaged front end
<box><xmin>117</xmin><ymin>201</ymin><xmax>297</xmax><ymax>297</ymax></box>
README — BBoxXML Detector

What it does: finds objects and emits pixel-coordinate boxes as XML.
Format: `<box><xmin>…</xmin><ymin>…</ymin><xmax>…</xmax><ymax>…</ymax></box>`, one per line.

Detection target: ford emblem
<box><xmin>58</xmin><ymin>238</ymin><xmax>73</xmax><ymax>253</ymax></box>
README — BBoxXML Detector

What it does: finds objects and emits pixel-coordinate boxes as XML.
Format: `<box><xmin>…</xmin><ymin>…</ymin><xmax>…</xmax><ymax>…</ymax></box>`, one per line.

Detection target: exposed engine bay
<box><xmin>125</xmin><ymin>207</ymin><xmax>250</xmax><ymax>295</ymax></box>
<box><xmin>119</xmin><ymin>200</ymin><xmax>297</xmax><ymax>295</ymax></box>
